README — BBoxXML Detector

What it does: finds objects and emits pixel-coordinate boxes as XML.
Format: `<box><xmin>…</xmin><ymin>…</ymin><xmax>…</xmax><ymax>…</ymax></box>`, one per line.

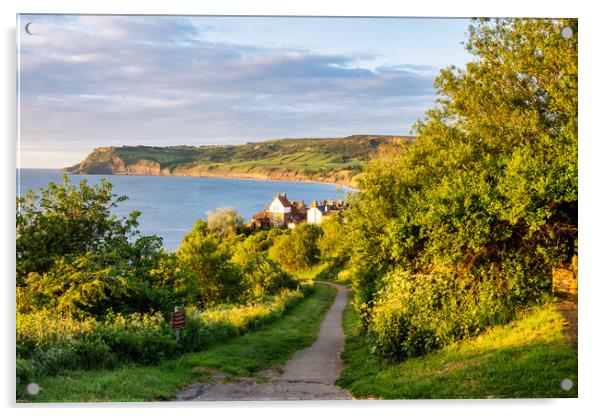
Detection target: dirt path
<box><xmin>175</xmin><ymin>282</ymin><xmax>352</xmax><ymax>401</ymax></box>
<box><xmin>556</xmin><ymin>298</ymin><xmax>578</xmax><ymax>351</ymax></box>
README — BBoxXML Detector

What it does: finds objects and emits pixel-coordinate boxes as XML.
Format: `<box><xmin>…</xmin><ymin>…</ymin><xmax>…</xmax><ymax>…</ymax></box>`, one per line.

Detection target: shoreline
<box><xmin>63</xmin><ymin>170</ymin><xmax>360</xmax><ymax>192</ymax></box>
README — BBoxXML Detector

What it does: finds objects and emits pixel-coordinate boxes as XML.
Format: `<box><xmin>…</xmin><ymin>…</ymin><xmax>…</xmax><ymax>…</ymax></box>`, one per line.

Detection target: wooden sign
<box><xmin>171</xmin><ymin>309</ymin><xmax>186</xmax><ymax>330</ymax></box>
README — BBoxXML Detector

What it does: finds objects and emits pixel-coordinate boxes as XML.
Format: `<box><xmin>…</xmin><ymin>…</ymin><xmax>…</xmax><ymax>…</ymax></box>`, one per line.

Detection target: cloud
<box><xmin>18</xmin><ymin>15</ymin><xmax>440</xmax><ymax>167</ymax></box>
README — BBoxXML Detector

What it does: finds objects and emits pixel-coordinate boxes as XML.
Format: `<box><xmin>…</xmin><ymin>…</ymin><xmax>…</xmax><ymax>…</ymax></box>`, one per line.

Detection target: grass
<box><xmin>336</xmin><ymin>300</ymin><xmax>578</xmax><ymax>399</ymax></box>
<box><xmin>19</xmin><ymin>284</ymin><xmax>337</xmax><ymax>403</ymax></box>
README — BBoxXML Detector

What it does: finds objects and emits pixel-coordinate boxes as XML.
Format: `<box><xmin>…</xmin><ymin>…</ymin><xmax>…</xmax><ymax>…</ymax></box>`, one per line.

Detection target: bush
<box><xmin>98</xmin><ymin>313</ymin><xmax>179</xmax><ymax>364</ymax></box>
<box><xmin>231</xmin><ymin>236</ymin><xmax>297</xmax><ymax>298</ymax></box>
<box><xmin>344</xmin><ymin>18</ymin><xmax>577</xmax><ymax>361</ymax></box>
<box><xmin>176</xmin><ymin>220</ymin><xmax>244</xmax><ymax>305</ymax></box>
<box><xmin>16</xmin><ymin>286</ymin><xmax>311</xmax><ymax>388</ymax></box>
<box><xmin>269</xmin><ymin>223</ymin><xmax>323</xmax><ymax>271</ymax></box>
<box><xmin>16</xmin><ymin>174</ymin><xmax>141</xmax><ymax>283</ymax></box>
<box><xmin>368</xmin><ymin>269</ymin><xmax>513</xmax><ymax>360</ymax></box>
<box><xmin>318</xmin><ymin>216</ymin><xmax>351</xmax><ymax>267</ymax></box>
<box><xmin>207</xmin><ymin>206</ymin><xmax>244</xmax><ymax>237</ymax></box>
<box><xmin>15</xmin><ymin>175</ymin><xmax>195</xmax><ymax>319</ymax></box>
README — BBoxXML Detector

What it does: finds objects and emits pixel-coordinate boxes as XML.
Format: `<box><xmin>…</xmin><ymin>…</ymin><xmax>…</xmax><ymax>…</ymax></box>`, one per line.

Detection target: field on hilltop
<box><xmin>65</xmin><ymin>135</ymin><xmax>413</xmax><ymax>187</ymax></box>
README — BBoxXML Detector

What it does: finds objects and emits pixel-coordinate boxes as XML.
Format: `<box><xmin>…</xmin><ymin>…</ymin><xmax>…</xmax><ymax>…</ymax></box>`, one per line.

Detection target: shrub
<box><xmin>318</xmin><ymin>216</ymin><xmax>351</xmax><ymax>267</ymax></box>
<box><xmin>232</xmin><ymin>237</ymin><xmax>297</xmax><ymax>298</ymax></box>
<box><xmin>345</xmin><ymin>18</ymin><xmax>577</xmax><ymax>357</ymax></box>
<box><xmin>269</xmin><ymin>223</ymin><xmax>323</xmax><ymax>271</ymax></box>
<box><xmin>98</xmin><ymin>312</ymin><xmax>179</xmax><ymax>364</ymax></box>
<box><xmin>176</xmin><ymin>220</ymin><xmax>244</xmax><ymax>305</ymax></box>
<box><xmin>368</xmin><ymin>269</ymin><xmax>512</xmax><ymax>360</ymax></box>
<box><xmin>16</xmin><ymin>285</ymin><xmax>311</xmax><ymax>389</ymax></box>
<box><xmin>16</xmin><ymin>174</ymin><xmax>143</xmax><ymax>283</ymax></box>
<box><xmin>15</xmin><ymin>176</ymin><xmax>198</xmax><ymax>319</ymax></box>
<box><xmin>206</xmin><ymin>206</ymin><xmax>244</xmax><ymax>237</ymax></box>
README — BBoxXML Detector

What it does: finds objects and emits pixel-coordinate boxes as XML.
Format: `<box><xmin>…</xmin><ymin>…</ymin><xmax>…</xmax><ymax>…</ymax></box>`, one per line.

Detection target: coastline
<box><xmin>64</xmin><ymin>170</ymin><xmax>360</xmax><ymax>192</ymax></box>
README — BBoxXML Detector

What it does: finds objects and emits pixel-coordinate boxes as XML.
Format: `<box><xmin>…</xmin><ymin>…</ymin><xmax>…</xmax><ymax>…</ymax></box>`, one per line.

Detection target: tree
<box><xmin>206</xmin><ymin>206</ymin><xmax>244</xmax><ymax>237</ymax></box>
<box><xmin>176</xmin><ymin>220</ymin><xmax>243</xmax><ymax>305</ymax></box>
<box><xmin>16</xmin><ymin>174</ymin><xmax>140</xmax><ymax>283</ymax></box>
<box><xmin>347</xmin><ymin>18</ymin><xmax>577</xmax><ymax>323</ymax></box>
<box><xmin>15</xmin><ymin>175</ymin><xmax>185</xmax><ymax>316</ymax></box>
<box><xmin>231</xmin><ymin>234</ymin><xmax>296</xmax><ymax>298</ymax></box>
<box><xmin>269</xmin><ymin>223</ymin><xmax>323</xmax><ymax>271</ymax></box>
<box><xmin>318</xmin><ymin>215</ymin><xmax>351</xmax><ymax>267</ymax></box>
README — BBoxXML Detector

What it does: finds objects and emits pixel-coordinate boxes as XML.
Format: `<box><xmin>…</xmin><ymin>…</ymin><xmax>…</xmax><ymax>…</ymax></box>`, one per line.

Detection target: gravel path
<box><xmin>175</xmin><ymin>282</ymin><xmax>352</xmax><ymax>401</ymax></box>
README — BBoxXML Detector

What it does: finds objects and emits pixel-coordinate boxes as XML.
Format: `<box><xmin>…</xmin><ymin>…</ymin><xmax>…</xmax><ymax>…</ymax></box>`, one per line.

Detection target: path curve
<box><xmin>176</xmin><ymin>282</ymin><xmax>352</xmax><ymax>401</ymax></box>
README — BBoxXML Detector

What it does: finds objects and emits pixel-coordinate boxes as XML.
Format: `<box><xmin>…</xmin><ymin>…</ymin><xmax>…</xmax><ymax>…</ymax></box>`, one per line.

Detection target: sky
<box><xmin>17</xmin><ymin>15</ymin><xmax>473</xmax><ymax>168</ymax></box>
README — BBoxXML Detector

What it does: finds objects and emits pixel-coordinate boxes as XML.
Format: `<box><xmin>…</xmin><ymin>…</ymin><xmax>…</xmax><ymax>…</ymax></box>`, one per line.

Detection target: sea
<box><xmin>17</xmin><ymin>169</ymin><xmax>353</xmax><ymax>252</ymax></box>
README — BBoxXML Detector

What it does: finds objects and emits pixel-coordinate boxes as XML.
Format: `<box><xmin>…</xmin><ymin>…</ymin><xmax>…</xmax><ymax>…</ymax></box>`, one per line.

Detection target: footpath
<box><xmin>176</xmin><ymin>282</ymin><xmax>352</xmax><ymax>401</ymax></box>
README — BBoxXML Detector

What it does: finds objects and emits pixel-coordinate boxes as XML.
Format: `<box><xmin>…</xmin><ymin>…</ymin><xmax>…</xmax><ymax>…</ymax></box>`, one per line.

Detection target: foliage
<box><xmin>317</xmin><ymin>216</ymin><xmax>351</xmax><ymax>267</ymax></box>
<box><xmin>345</xmin><ymin>18</ymin><xmax>577</xmax><ymax>357</ymax></box>
<box><xmin>207</xmin><ymin>206</ymin><xmax>245</xmax><ymax>237</ymax></box>
<box><xmin>337</xmin><ymin>299</ymin><xmax>577</xmax><ymax>399</ymax></box>
<box><xmin>18</xmin><ymin>284</ymin><xmax>336</xmax><ymax>402</ymax></box>
<box><xmin>16</xmin><ymin>174</ymin><xmax>140</xmax><ymax>283</ymax></box>
<box><xmin>176</xmin><ymin>220</ymin><xmax>244</xmax><ymax>305</ymax></box>
<box><xmin>16</xmin><ymin>286</ymin><xmax>311</xmax><ymax>390</ymax></box>
<box><xmin>269</xmin><ymin>223</ymin><xmax>323</xmax><ymax>271</ymax></box>
<box><xmin>366</xmin><ymin>270</ymin><xmax>511</xmax><ymax>360</ymax></box>
<box><xmin>231</xmin><ymin>234</ymin><xmax>297</xmax><ymax>298</ymax></box>
<box><xmin>15</xmin><ymin>175</ymin><xmax>199</xmax><ymax>317</ymax></box>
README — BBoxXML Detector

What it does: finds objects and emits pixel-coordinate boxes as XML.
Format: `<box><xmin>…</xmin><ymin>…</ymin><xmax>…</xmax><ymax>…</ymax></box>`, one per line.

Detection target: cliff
<box><xmin>65</xmin><ymin>135</ymin><xmax>414</xmax><ymax>187</ymax></box>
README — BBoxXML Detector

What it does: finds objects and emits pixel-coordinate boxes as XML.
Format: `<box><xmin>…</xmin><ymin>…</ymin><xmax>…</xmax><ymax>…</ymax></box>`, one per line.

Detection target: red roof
<box><xmin>276</xmin><ymin>195</ymin><xmax>292</xmax><ymax>208</ymax></box>
<box><xmin>252</xmin><ymin>211</ymin><xmax>269</xmax><ymax>220</ymax></box>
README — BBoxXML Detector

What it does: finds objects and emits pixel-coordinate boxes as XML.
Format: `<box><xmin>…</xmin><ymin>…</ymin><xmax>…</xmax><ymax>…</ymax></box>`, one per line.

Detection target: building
<box><xmin>306</xmin><ymin>199</ymin><xmax>324</xmax><ymax>225</ymax></box>
<box><xmin>250</xmin><ymin>210</ymin><xmax>270</xmax><ymax>229</ymax></box>
<box><xmin>306</xmin><ymin>199</ymin><xmax>346</xmax><ymax>225</ymax></box>
<box><xmin>268</xmin><ymin>192</ymin><xmax>293</xmax><ymax>227</ymax></box>
<box><xmin>249</xmin><ymin>192</ymin><xmax>348</xmax><ymax>229</ymax></box>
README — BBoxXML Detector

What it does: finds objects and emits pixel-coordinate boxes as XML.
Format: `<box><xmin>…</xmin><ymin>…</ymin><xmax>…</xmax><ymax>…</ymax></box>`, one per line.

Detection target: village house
<box><xmin>306</xmin><ymin>198</ymin><xmax>346</xmax><ymax>225</ymax></box>
<box><xmin>250</xmin><ymin>193</ymin><xmax>347</xmax><ymax>229</ymax></box>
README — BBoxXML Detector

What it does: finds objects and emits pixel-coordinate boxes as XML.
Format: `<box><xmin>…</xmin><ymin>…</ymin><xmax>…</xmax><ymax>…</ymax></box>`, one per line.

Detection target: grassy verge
<box><xmin>336</xmin><ymin>300</ymin><xmax>578</xmax><ymax>399</ymax></box>
<box><xmin>19</xmin><ymin>284</ymin><xmax>337</xmax><ymax>403</ymax></box>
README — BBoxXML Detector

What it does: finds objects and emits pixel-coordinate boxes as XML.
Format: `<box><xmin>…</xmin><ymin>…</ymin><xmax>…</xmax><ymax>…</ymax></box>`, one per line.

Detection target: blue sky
<box><xmin>18</xmin><ymin>15</ymin><xmax>472</xmax><ymax>168</ymax></box>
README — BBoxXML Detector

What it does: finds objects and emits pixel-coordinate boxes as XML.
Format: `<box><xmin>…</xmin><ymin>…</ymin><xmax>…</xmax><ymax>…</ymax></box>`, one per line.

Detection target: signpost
<box><xmin>171</xmin><ymin>307</ymin><xmax>186</xmax><ymax>339</ymax></box>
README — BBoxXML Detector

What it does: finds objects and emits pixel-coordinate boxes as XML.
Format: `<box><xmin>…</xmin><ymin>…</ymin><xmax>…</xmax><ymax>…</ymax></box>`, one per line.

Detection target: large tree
<box><xmin>176</xmin><ymin>220</ymin><xmax>243</xmax><ymax>305</ymax></box>
<box><xmin>15</xmin><ymin>175</ymin><xmax>193</xmax><ymax>316</ymax></box>
<box><xmin>16</xmin><ymin>174</ymin><xmax>141</xmax><ymax>283</ymax></box>
<box><xmin>347</xmin><ymin>18</ymin><xmax>577</xmax><ymax>316</ymax></box>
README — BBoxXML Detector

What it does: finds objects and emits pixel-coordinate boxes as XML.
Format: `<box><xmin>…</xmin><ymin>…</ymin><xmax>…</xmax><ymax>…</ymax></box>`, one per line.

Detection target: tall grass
<box><xmin>17</xmin><ymin>285</ymin><xmax>312</xmax><ymax>389</ymax></box>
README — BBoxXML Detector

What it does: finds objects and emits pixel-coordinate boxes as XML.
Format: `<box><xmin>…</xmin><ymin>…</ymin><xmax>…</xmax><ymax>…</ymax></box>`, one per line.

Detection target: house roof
<box><xmin>275</xmin><ymin>194</ymin><xmax>292</xmax><ymax>208</ymax></box>
<box><xmin>252</xmin><ymin>210</ymin><xmax>269</xmax><ymax>220</ymax></box>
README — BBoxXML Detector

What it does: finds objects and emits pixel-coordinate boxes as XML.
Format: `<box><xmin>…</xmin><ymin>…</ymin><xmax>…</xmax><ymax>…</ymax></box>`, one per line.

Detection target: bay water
<box><xmin>17</xmin><ymin>169</ymin><xmax>351</xmax><ymax>251</ymax></box>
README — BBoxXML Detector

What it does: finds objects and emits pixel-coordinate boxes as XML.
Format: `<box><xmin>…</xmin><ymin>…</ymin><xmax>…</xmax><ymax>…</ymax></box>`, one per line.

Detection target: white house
<box><xmin>268</xmin><ymin>193</ymin><xmax>293</xmax><ymax>227</ymax></box>
<box><xmin>307</xmin><ymin>200</ymin><xmax>324</xmax><ymax>225</ymax></box>
<box><xmin>269</xmin><ymin>193</ymin><xmax>292</xmax><ymax>214</ymax></box>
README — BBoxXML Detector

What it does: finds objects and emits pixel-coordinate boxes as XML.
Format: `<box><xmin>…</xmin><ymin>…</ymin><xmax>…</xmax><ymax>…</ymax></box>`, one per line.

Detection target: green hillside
<box><xmin>65</xmin><ymin>135</ymin><xmax>413</xmax><ymax>186</ymax></box>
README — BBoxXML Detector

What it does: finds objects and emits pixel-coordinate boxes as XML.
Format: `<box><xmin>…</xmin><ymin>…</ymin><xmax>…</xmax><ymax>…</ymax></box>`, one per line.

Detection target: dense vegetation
<box><xmin>335</xmin><ymin>18</ymin><xmax>578</xmax><ymax>361</ymax></box>
<box><xmin>16</xmin><ymin>175</ymin><xmax>320</xmax><ymax>392</ymax></box>
<box><xmin>65</xmin><ymin>135</ymin><xmax>413</xmax><ymax>186</ymax></box>
<box><xmin>337</xmin><ymin>298</ymin><xmax>578</xmax><ymax>398</ymax></box>
<box><xmin>19</xmin><ymin>285</ymin><xmax>337</xmax><ymax>402</ymax></box>
<box><xmin>17</xmin><ymin>288</ymin><xmax>308</xmax><ymax>388</ymax></box>
<box><xmin>16</xmin><ymin>17</ymin><xmax>577</xmax><ymax>401</ymax></box>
